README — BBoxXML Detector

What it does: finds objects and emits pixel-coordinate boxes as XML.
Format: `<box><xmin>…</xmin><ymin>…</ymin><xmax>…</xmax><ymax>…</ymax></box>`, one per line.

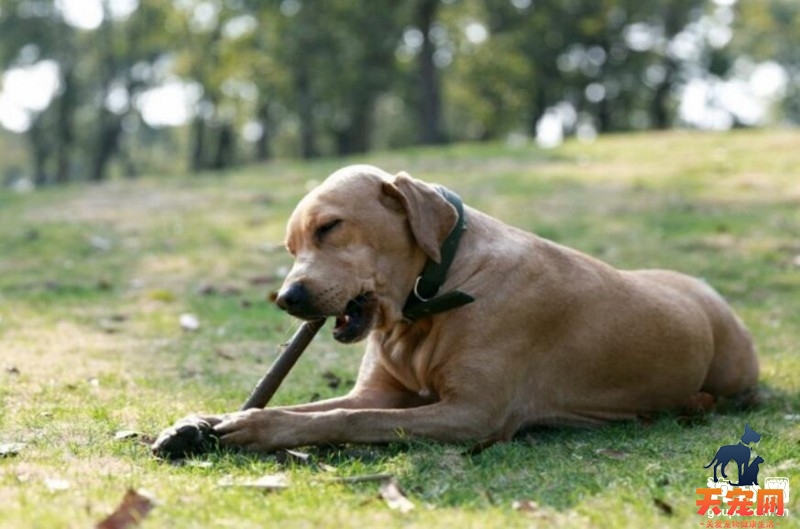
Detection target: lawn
<box><xmin>1</xmin><ymin>129</ymin><xmax>798</xmax><ymax>528</ymax></box>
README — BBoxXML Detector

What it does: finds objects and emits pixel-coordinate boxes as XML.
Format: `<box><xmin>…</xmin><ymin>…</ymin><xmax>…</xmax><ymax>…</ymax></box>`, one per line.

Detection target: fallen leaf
<box><xmin>218</xmin><ymin>473</ymin><xmax>289</xmax><ymax>490</ymax></box>
<box><xmin>379</xmin><ymin>478</ymin><xmax>415</xmax><ymax>514</ymax></box>
<box><xmin>148</xmin><ymin>289</ymin><xmax>176</xmax><ymax>302</ymax></box>
<box><xmin>321</xmin><ymin>371</ymin><xmax>341</xmax><ymax>389</ymax></box>
<box><xmin>318</xmin><ymin>463</ymin><xmax>338</xmax><ymax>473</ymax></box>
<box><xmin>594</xmin><ymin>448</ymin><xmax>629</xmax><ymax>460</ymax></box>
<box><xmin>95</xmin><ymin>488</ymin><xmax>156</xmax><ymax>529</ymax></box>
<box><xmin>214</xmin><ymin>348</ymin><xmax>235</xmax><ymax>361</ymax></box>
<box><xmin>512</xmin><ymin>499</ymin><xmax>540</xmax><ymax>513</ymax></box>
<box><xmin>653</xmin><ymin>497</ymin><xmax>674</xmax><ymax>516</ymax></box>
<box><xmin>113</xmin><ymin>430</ymin><xmax>157</xmax><ymax>446</ymax></box>
<box><xmin>184</xmin><ymin>460</ymin><xmax>214</xmax><ymax>469</ymax></box>
<box><xmin>276</xmin><ymin>449</ymin><xmax>312</xmax><ymax>466</ymax></box>
<box><xmin>321</xmin><ymin>473</ymin><xmax>394</xmax><ymax>484</ymax></box>
<box><xmin>0</xmin><ymin>442</ymin><xmax>26</xmax><ymax>457</ymax></box>
<box><xmin>483</xmin><ymin>489</ymin><xmax>497</xmax><ymax>505</ymax></box>
<box><xmin>44</xmin><ymin>478</ymin><xmax>70</xmax><ymax>491</ymax></box>
<box><xmin>179</xmin><ymin>314</ymin><xmax>200</xmax><ymax>331</ymax></box>
<box><xmin>114</xmin><ymin>430</ymin><xmax>141</xmax><ymax>441</ymax></box>
<box><xmin>197</xmin><ymin>284</ymin><xmax>217</xmax><ymax>295</ymax></box>
<box><xmin>5</xmin><ymin>366</ymin><xmax>20</xmax><ymax>375</ymax></box>
<box><xmin>89</xmin><ymin>236</ymin><xmax>112</xmax><ymax>251</ymax></box>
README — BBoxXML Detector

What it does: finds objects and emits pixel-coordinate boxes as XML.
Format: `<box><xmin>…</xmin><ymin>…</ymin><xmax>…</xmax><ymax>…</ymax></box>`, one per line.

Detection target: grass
<box><xmin>1</xmin><ymin>128</ymin><xmax>799</xmax><ymax>528</ymax></box>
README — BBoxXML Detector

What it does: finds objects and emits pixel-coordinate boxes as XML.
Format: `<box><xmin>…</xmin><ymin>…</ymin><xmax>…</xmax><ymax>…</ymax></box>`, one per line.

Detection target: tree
<box><xmin>730</xmin><ymin>0</ymin><xmax>800</xmax><ymax>122</ymax></box>
<box><xmin>0</xmin><ymin>0</ymin><xmax>80</xmax><ymax>184</ymax></box>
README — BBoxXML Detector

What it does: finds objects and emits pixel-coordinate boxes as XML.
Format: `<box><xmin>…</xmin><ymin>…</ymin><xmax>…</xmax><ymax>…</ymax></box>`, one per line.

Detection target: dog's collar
<box><xmin>402</xmin><ymin>186</ymin><xmax>475</xmax><ymax>321</ymax></box>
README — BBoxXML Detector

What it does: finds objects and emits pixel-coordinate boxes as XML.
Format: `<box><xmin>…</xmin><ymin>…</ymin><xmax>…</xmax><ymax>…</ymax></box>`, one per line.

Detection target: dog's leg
<box><xmin>212</xmin><ymin>399</ymin><xmax>504</xmax><ymax>452</ymax></box>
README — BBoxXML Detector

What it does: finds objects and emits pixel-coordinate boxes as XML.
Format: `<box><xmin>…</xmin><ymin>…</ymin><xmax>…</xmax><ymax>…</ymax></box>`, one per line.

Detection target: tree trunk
<box><xmin>190</xmin><ymin>114</ymin><xmax>207</xmax><ymax>172</ymax></box>
<box><xmin>212</xmin><ymin>123</ymin><xmax>235</xmax><ymax>170</ymax></box>
<box><xmin>28</xmin><ymin>120</ymin><xmax>51</xmax><ymax>186</ymax></box>
<box><xmin>415</xmin><ymin>0</ymin><xmax>445</xmax><ymax>145</ymax></box>
<box><xmin>255</xmin><ymin>100</ymin><xmax>271</xmax><ymax>162</ymax></box>
<box><xmin>528</xmin><ymin>80</ymin><xmax>548</xmax><ymax>137</ymax></box>
<box><xmin>335</xmin><ymin>98</ymin><xmax>372</xmax><ymax>156</ymax></box>
<box><xmin>55</xmin><ymin>66</ymin><xmax>76</xmax><ymax>184</ymax></box>
<box><xmin>651</xmin><ymin>58</ymin><xmax>677</xmax><ymax>130</ymax></box>
<box><xmin>90</xmin><ymin>113</ymin><xmax>122</xmax><ymax>181</ymax></box>
<box><xmin>296</xmin><ymin>66</ymin><xmax>318</xmax><ymax>159</ymax></box>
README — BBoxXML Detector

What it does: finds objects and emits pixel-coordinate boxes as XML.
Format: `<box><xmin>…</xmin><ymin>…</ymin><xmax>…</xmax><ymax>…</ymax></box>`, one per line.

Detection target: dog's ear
<box><xmin>381</xmin><ymin>172</ymin><xmax>458</xmax><ymax>263</ymax></box>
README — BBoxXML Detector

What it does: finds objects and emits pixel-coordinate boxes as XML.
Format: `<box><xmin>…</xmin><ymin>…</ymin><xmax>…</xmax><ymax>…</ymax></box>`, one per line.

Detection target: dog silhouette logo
<box><xmin>704</xmin><ymin>423</ymin><xmax>762</xmax><ymax>484</ymax></box>
<box><xmin>696</xmin><ymin>422</ymin><xmax>791</xmax><ymax>519</ymax></box>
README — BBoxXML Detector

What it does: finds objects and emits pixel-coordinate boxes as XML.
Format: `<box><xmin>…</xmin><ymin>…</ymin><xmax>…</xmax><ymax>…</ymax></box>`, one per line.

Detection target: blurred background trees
<box><xmin>0</xmin><ymin>0</ymin><xmax>796</xmax><ymax>185</ymax></box>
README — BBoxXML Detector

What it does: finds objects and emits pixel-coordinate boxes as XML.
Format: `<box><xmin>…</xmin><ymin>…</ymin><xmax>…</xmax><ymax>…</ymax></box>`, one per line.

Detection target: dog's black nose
<box><xmin>275</xmin><ymin>282</ymin><xmax>309</xmax><ymax>314</ymax></box>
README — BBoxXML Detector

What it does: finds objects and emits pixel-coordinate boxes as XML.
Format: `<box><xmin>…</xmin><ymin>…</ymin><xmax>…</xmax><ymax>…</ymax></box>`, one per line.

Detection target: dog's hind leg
<box><xmin>696</xmin><ymin>283</ymin><xmax>759</xmax><ymax>399</ymax></box>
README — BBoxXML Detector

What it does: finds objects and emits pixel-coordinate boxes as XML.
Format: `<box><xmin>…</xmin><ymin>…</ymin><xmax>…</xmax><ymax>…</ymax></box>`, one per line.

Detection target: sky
<box><xmin>0</xmin><ymin>0</ymin><xmax>791</xmax><ymax>142</ymax></box>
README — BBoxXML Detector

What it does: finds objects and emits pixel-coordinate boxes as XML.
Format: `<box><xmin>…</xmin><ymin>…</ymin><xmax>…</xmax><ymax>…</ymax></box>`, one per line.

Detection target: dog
<box><xmin>704</xmin><ymin>423</ymin><xmax>762</xmax><ymax>482</ymax></box>
<box><xmin>190</xmin><ymin>165</ymin><xmax>759</xmax><ymax>452</ymax></box>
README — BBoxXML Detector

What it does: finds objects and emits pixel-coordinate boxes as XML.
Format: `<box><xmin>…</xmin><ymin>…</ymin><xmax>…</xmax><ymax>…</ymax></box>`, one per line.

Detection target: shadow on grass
<box><xmin>159</xmin><ymin>383</ymin><xmax>797</xmax><ymax>514</ymax></box>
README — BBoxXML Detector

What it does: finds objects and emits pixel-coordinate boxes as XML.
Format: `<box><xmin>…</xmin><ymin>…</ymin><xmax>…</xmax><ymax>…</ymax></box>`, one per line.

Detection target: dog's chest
<box><xmin>375</xmin><ymin>323</ymin><xmax>440</xmax><ymax>397</ymax></box>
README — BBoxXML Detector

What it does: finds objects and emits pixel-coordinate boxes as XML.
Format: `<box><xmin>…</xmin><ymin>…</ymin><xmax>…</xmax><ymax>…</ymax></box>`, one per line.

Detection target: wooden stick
<box><xmin>239</xmin><ymin>318</ymin><xmax>326</xmax><ymax>411</ymax></box>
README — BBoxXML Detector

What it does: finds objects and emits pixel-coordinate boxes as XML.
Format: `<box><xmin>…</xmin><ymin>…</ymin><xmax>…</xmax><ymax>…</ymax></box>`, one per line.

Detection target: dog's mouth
<box><xmin>333</xmin><ymin>293</ymin><xmax>378</xmax><ymax>344</ymax></box>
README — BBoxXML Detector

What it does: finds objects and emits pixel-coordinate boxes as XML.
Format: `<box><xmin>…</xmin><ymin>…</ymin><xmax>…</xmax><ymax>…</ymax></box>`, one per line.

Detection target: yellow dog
<box><xmin>199</xmin><ymin>165</ymin><xmax>758</xmax><ymax>451</ymax></box>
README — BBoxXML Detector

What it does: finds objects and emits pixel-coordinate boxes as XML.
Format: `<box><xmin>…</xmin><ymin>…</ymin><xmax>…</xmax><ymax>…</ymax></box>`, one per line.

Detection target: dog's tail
<box><xmin>703</xmin><ymin>458</ymin><xmax>717</xmax><ymax>468</ymax></box>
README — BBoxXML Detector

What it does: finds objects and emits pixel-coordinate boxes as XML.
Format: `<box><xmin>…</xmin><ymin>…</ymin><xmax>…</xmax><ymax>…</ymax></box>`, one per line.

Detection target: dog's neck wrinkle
<box><xmin>372</xmin><ymin>319</ymin><xmax>442</xmax><ymax>397</ymax></box>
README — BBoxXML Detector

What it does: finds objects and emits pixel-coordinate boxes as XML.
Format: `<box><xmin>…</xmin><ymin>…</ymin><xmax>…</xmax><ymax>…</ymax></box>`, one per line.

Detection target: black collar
<box><xmin>402</xmin><ymin>186</ymin><xmax>475</xmax><ymax>321</ymax></box>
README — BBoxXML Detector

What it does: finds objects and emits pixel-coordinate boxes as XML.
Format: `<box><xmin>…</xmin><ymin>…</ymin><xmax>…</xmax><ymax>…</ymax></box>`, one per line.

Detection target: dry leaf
<box><xmin>214</xmin><ymin>348</ymin><xmax>235</xmax><ymax>361</ymax></box>
<box><xmin>179</xmin><ymin>314</ymin><xmax>200</xmax><ymax>331</ymax></box>
<box><xmin>113</xmin><ymin>430</ymin><xmax>156</xmax><ymax>446</ymax></box>
<box><xmin>44</xmin><ymin>478</ymin><xmax>70</xmax><ymax>491</ymax></box>
<box><xmin>653</xmin><ymin>497</ymin><xmax>674</xmax><ymax>516</ymax></box>
<box><xmin>114</xmin><ymin>430</ymin><xmax>141</xmax><ymax>441</ymax></box>
<box><xmin>218</xmin><ymin>473</ymin><xmax>289</xmax><ymax>490</ymax></box>
<box><xmin>594</xmin><ymin>448</ymin><xmax>629</xmax><ymax>460</ymax></box>
<box><xmin>322</xmin><ymin>473</ymin><xmax>394</xmax><ymax>484</ymax></box>
<box><xmin>95</xmin><ymin>488</ymin><xmax>156</xmax><ymax>529</ymax></box>
<box><xmin>321</xmin><ymin>371</ymin><xmax>341</xmax><ymax>389</ymax></box>
<box><xmin>276</xmin><ymin>449</ymin><xmax>312</xmax><ymax>465</ymax></box>
<box><xmin>89</xmin><ymin>236</ymin><xmax>112</xmax><ymax>251</ymax></box>
<box><xmin>5</xmin><ymin>366</ymin><xmax>20</xmax><ymax>375</ymax></box>
<box><xmin>512</xmin><ymin>499</ymin><xmax>540</xmax><ymax>513</ymax></box>
<box><xmin>0</xmin><ymin>442</ymin><xmax>26</xmax><ymax>457</ymax></box>
<box><xmin>379</xmin><ymin>478</ymin><xmax>415</xmax><ymax>514</ymax></box>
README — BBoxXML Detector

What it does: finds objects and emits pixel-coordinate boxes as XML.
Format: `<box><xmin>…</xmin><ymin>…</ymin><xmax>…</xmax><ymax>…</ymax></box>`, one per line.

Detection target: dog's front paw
<box><xmin>151</xmin><ymin>415</ymin><xmax>220</xmax><ymax>459</ymax></box>
<box><xmin>213</xmin><ymin>409</ymin><xmax>276</xmax><ymax>451</ymax></box>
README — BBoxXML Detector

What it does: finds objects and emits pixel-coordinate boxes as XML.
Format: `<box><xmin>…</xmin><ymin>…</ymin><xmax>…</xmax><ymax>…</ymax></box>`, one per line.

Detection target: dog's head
<box><xmin>274</xmin><ymin>165</ymin><xmax>459</xmax><ymax>343</ymax></box>
<box><xmin>741</xmin><ymin>423</ymin><xmax>761</xmax><ymax>446</ymax></box>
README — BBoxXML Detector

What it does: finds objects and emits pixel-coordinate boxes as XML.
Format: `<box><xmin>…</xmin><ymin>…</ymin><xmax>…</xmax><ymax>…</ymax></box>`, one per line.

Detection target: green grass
<box><xmin>1</xmin><ymin>129</ymin><xmax>799</xmax><ymax>528</ymax></box>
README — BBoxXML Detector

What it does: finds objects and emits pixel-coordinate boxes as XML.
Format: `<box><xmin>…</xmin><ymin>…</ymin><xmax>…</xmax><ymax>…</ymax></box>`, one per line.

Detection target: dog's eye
<box><xmin>315</xmin><ymin>219</ymin><xmax>342</xmax><ymax>241</ymax></box>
